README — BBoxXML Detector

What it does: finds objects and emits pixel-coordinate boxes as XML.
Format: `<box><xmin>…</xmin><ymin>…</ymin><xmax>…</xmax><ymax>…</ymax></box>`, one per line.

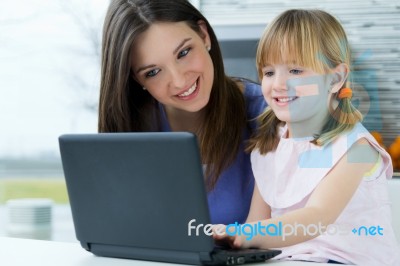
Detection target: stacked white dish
<box><xmin>6</xmin><ymin>198</ymin><xmax>53</xmax><ymax>240</ymax></box>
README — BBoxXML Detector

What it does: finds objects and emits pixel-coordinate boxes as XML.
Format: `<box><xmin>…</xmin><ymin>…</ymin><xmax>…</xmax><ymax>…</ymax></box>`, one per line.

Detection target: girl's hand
<box><xmin>211</xmin><ymin>224</ymin><xmax>248</xmax><ymax>249</ymax></box>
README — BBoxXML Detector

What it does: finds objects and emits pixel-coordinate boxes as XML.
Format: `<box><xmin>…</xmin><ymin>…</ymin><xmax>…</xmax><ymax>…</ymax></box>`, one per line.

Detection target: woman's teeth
<box><xmin>277</xmin><ymin>97</ymin><xmax>296</xmax><ymax>103</ymax></box>
<box><xmin>179</xmin><ymin>82</ymin><xmax>197</xmax><ymax>97</ymax></box>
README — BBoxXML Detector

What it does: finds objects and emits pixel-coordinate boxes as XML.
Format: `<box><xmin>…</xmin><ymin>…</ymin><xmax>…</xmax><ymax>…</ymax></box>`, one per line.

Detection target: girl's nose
<box><xmin>273</xmin><ymin>74</ymin><xmax>288</xmax><ymax>92</ymax></box>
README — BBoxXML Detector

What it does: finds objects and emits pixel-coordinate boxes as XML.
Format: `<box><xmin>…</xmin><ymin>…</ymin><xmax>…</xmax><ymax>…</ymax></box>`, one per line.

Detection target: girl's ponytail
<box><xmin>314</xmin><ymin>87</ymin><xmax>363</xmax><ymax>145</ymax></box>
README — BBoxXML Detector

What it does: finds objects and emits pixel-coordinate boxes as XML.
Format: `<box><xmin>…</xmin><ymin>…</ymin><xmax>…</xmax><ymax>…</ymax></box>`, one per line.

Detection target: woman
<box><xmin>98</xmin><ymin>0</ymin><xmax>267</xmax><ymax>225</ymax></box>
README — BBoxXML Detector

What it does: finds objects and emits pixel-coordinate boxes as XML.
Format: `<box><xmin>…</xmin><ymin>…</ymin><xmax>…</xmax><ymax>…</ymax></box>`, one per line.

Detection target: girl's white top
<box><xmin>251</xmin><ymin>123</ymin><xmax>400</xmax><ymax>265</ymax></box>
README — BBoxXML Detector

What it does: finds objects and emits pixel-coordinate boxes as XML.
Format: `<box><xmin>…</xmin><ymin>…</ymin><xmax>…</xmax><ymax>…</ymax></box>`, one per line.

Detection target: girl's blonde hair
<box><xmin>248</xmin><ymin>9</ymin><xmax>362</xmax><ymax>154</ymax></box>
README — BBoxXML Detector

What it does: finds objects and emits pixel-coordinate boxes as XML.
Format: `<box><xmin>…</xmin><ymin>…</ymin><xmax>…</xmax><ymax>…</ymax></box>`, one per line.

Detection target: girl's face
<box><xmin>261</xmin><ymin>63</ymin><xmax>332</xmax><ymax>128</ymax></box>
<box><xmin>131</xmin><ymin>21</ymin><xmax>214</xmax><ymax>114</ymax></box>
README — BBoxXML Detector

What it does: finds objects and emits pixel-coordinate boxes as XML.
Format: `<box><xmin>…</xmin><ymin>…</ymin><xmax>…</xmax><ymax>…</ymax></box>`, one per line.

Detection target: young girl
<box><xmin>213</xmin><ymin>9</ymin><xmax>400</xmax><ymax>265</ymax></box>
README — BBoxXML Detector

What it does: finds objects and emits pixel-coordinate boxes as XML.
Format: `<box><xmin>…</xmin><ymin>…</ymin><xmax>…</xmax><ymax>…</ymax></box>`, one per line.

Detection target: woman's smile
<box><xmin>176</xmin><ymin>78</ymin><xmax>199</xmax><ymax>100</ymax></box>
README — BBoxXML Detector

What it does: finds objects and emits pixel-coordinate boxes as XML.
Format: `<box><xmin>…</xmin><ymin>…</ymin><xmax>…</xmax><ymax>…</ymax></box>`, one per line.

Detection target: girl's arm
<box><xmin>214</xmin><ymin>138</ymin><xmax>379</xmax><ymax>249</ymax></box>
<box><xmin>245</xmin><ymin>182</ymin><xmax>271</xmax><ymax>222</ymax></box>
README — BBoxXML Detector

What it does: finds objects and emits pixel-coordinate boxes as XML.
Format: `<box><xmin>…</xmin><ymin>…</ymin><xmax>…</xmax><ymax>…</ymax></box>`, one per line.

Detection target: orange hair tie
<box><xmin>338</xmin><ymin>87</ymin><xmax>352</xmax><ymax>99</ymax></box>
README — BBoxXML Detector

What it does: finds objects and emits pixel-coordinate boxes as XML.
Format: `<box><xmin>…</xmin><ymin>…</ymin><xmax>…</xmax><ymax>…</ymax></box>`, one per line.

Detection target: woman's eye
<box><xmin>178</xmin><ymin>48</ymin><xmax>191</xmax><ymax>59</ymax></box>
<box><xmin>145</xmin><ymin>69</ymin><xmax>160</xmax><ymax>78</ymax></box>
<box><xmin>290</xmin><ymin>69</ymin><xmax>303</xmax><ymax>75</ymax></box>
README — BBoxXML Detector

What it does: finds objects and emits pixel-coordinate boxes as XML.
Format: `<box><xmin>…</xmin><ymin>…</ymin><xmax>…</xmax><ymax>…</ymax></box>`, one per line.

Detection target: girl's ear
<box><xmin>330</xmin><ymin>63</ymin><xmax>349</xmax><ymax>93</ymax></box>
<box><xmin>197</xmin><ymin>20</ymin><xmax>211</xmax><ymax>49</ymax></box>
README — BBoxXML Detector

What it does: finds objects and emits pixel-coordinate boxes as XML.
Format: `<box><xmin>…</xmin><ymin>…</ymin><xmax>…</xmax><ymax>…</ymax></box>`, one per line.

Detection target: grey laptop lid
<box><xmin>59</xmin><ymin>132</ymin><xmax>281</xmax><ymax>265</ymax></box>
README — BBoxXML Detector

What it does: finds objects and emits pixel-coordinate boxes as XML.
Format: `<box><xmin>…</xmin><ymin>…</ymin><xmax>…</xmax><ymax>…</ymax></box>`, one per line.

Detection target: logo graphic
<box><xmin>188</xmin><ymin>219</ymin><xmax>384</xmax><ymax>241</ymax></box>
<box><xmin>283</xmin><ymin>45</ymin><xmax>381</xmax><ymax>167</ymax></box>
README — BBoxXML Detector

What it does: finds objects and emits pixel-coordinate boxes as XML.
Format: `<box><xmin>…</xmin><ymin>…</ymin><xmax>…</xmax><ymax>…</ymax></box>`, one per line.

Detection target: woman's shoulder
<box><xmin>233</xmin><ymin>77</ymin><xmax>267</xmax><ymax>118</ymax></box>
<box><xmin>235</xmin><ymin>78</ymin><xmax>262</xmax><ymax>96</ymax></box>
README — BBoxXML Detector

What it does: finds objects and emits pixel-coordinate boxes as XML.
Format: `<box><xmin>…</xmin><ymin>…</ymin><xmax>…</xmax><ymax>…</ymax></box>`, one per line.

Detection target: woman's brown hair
<box><xmin>98</xmin><ymin>0</ymin><xmax>247</xmax><ymax>189</ymax></box>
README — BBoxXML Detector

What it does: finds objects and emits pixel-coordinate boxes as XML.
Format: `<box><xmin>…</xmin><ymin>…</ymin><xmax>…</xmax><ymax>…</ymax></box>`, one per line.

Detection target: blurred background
<box><xmin>0</xmin><ymin>0</ymin><xmax>399</xmax><ymax>242</ymax></box>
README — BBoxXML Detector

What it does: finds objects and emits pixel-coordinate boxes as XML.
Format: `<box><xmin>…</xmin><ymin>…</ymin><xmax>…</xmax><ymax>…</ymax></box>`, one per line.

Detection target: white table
<box><xmin>0</xmin><ymin>237</ymin><xmax>331</xmax><ymax>266</ymax></box>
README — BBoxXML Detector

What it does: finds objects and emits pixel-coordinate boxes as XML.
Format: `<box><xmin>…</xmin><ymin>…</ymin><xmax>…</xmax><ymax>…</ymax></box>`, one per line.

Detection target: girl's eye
<box><xmin>290</xmin><ymin>69</ymin><xmax>303</xmax><ymax>75</ymax></box>
<box><xmin>178</xmin><ymin>48</ymin><xmax>191</xmax><ymax>59</ymax></box>
<box><xmin>264</xmin><ymin>71</ymin><xmax>274</xmax><ymax>77</ymax></box>
<box><xmin>145</xmin><ymin>69</ymin><xmax>160</xmax><ymax>78</ymax></box>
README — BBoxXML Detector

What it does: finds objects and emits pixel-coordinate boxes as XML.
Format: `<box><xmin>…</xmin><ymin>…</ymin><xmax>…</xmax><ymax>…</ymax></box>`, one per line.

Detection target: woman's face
<box><xmin>131</xmin><ymin>21</ymin><xmax>214</xmax><ymax>114</ymax></box>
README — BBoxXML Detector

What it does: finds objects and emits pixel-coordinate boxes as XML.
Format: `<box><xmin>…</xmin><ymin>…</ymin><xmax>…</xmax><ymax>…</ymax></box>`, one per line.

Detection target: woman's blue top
<box><xmin>159</xmin><ymin>80</ymin><xmax>266</xmax><ymax>224</ymax></box>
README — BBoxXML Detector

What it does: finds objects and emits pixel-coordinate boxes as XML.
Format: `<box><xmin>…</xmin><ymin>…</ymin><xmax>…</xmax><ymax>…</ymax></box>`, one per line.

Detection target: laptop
<box><xmin>59</xmin><ymin>132</ymin><xmax>281</xmax><ymax>265</ymax></box>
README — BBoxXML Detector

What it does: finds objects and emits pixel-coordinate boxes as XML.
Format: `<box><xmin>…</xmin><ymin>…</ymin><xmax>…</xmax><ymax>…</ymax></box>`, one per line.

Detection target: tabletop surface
<box><xmin>0</xmin><ymin>236</ymin><xmax>333</xmax><ymax>266</ymax></box>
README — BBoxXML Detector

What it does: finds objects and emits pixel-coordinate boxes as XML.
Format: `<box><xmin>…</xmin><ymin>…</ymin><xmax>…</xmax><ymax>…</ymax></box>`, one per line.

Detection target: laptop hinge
<box><xmin>199</xmin><ymin>251</ymin><xmax>213</xmax><ymax>263</ymax></box>
<box><xmin>90</xmin><ymin>243</ymin><xmax>210</xmax><ymax>265</ymax></box>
